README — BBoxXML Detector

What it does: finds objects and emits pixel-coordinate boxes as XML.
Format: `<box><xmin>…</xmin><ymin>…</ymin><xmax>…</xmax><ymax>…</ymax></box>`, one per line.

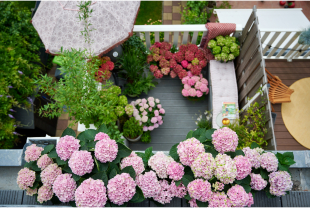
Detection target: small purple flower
<box><xmin>18</xmin><ymin>71</ymin><xmax>23</xmax><ymax>74</ymax></box>
<box><xmin>7</xmin><ymin>95</ymin><xmax>12</xmax><ymax>98</ymax></box>
<box><xmin>8</xmin><ymin>86</ymin><xmax>13</xmax><ymax>88</ymax></box>
<box><xmin>10</xmin><ymin>109</ymin><xmax>16</xmax><ymax>112</ymax></box>
<box><xmin>27</xmin><ymin>97</ymin><xmax>33</xmax><ymax>104</ymax></box>
<box><xmin>13</xmin><ymin>132</ymin><xmax>21</xmax><ymax>135</ymax></box>
<box><xmin>0</xmin><ymin>95</ymin><xmax>3</xmax><ymax>97</ymax></box>
<box><xmin>8</xmin><ymin>114</ymin><xmax>14</xmax><ymax>119</ymax></box>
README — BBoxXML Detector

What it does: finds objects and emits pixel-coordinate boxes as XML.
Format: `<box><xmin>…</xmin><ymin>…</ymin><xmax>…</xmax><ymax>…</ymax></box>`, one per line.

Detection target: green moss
<box><xmin>135</xmin><ymin>1</ymin><xmax>162</xmax><ymax>25</ymax></box>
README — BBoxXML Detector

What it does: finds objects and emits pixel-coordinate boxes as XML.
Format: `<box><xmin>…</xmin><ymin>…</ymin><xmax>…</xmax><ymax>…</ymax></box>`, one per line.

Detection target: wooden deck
<box><xmin>265</xmin><ymin>60</ymin><xmax>310</xmax><ymax>151</ymax></box>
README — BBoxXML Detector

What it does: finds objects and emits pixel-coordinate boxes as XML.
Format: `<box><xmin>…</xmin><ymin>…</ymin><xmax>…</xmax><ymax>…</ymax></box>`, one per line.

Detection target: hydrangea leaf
<box><xmin>145</xmin><ymin>147</ymin><xmax>153</xmax><ymax>160</ymax></box>
<box><xmin>98</xmin><ymin>124</ymin><xmax>109</xmax><ymax>133</ymax></box>
<box><xmin>109</xmin><ymin>169</ymin><xmax>117</xmax><ymax>179</ymax></box>
<box><xmin>235</xmin><ymin>150</ymin><xmax>245</xmax><ymax>156</ymax></box>
<box><xmin>240</xmin><ymin>184</ymin><xmax>251</xmax><ymax>193</ymax></box>
<box><xmin>129</xmin><ymin>186</ymin><xmax>145</xmax><ymax>203</ymax></box>
<box><xmin>51</xmin><ymin>195</ymin><xmax>62</xmax><ymax>205</ymax></box>
<box><xmin>192</xmin><ymin>128</ymin><xmax>206</xmax><ymax>141</ymax></box>
<box><xmin>30</xmin><ymin>181</ymin><xmax>39</xmax><ymax>190</ymax></box>
<box><xmin>250</xmin><ymin>142</ymin><xmax>260</xmax><ymax>149</ymax></box>
<box><xmin>42</xmin><ymin>144</ymin><xmax>55</xmax><ymax>155</ymax></box>
<box><xmin>63</xmin><ymin>164</ymin><xmax>73</xmax><ymax>174</ymax></box>
<box><xmin>184</xmin><ymin>194</ymin><xmax>191</xmax><ymax>201</ymax></box>
<box><xmin>205</xmin><ymin>129</ymin><xmax>216</xmax><ymax>140</ymax></box>
<box><xmin>278</xmin><ymin>163</ymin><xmax>289</xmax><ymax>172</ymax></box>
<box><xmin>169</xmin><ymin>143</ymin><xmax>180</xmax><ymax>162</ymax></box>
<box><xmin>91</xmin><ymin>171</ymin><xmax>108</xmax><ymax>185</ymax></box>
<box><xmin>181</xmin><ymin>174</ymin><xmax>194</xmax><ymax>187</ymax></box>
<box><xmin>112</xmin><ymin>143</ymin><xmax>132</xmax><ymax>164</ymax></box>
<box><xmin>35</xmin><ymin>174</ymin><xmax>41</xmax><ymax>182</ymax></box>
<box><xmin>196</xmin><ymin>200</ymin><xmax>209</xmax><ymax>207</ymax></box>
<box><xmin>24</xmin><ymin>161</ymin><xmax>34</xmax><ymax>168</ymax></box>
<box><xmin>61</xmin><ymin>127</ymin><xmax>76</xmax><ymax>138</ymax></box>
<box><xmin>282</xmin><ymin>157</ymin><xmax>296</xmax><ymax>166</ymax></box>
<box><xmin>186</xmin><ymin>130</ymin><xmax>193</xmax><ymax>139</ymax></box>
<box><xmin>283</xmin><ymin>152</ymin><xmax>294</xmax><ymax>160</ymax></box>
<box><xmin>260</xmin><ymin>168</ymin><xmax>269</xmax><ymax>180</ymax></box>
<box><xmin>204</xmin><ymin>145</ymin><xmax>218</xmax><ymax>158</ymax></box>
<box><xmin>120</xmin><ymin>166</ymin><xmax>136</xmax><ymax>179</ymax></box>
<box><xmin>56</xmin><ymin>156</ymin><xmax>67</xmax><ymax>166</ymax></box>
<box><xmin>72</xmin><ymin>174</ymin><xmax>80</xmax><ymax>182</ymax></box>
<box><xmin>48</xmin><ymin>149</ymin><xmax>58</xmax><ymax>159</ymax></box>
<box><xmin>175</xmin><ymin>180</ymin><xmax>182</xmax><ymax>186</ymax></box>
<box><xmin>69</xmin><ymin>201</ymin><xmax>76</xmax><ymax>207</ymax></box>
<box><xmin>84</xmin><ymin>129</ymin><xmax>98</xmax><ymax>141</ymax></box>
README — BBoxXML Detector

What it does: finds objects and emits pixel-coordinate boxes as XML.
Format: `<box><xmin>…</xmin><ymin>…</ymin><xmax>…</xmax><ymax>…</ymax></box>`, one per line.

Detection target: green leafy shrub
<box><xmin>123</xmin><ymin>117</ymin><xmax>143</xmax><ymax>139</ymax></box>
<box><xmin>123</xmin><ymin>72</ymin><xmax>157</xmax><ymax>96</ymax></box>
<box><xmin>209</xmin><ymin>35</ymin><xmax>240</xmax><ymax>62</ymax></box>
<box><xmin>0</xmin><ymin>2</ymin><xmax>42</xmax><ymax>149</ymax></box>
<box><xmin>141</xmin><ymin>131</ymin><xmax>151</xmax><ymax>143</ymax></box>
<box><xmin>122</xmin><ymin>35</ymin><xmax>147</xmax><ymax>61</ymax></box>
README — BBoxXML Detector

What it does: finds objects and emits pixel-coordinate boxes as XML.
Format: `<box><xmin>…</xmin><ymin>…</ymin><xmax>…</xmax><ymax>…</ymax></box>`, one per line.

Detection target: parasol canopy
<box><xmin>32</xmin><ymin>1</ymin><xmax>140</xmax><ymax>56</ymax></box>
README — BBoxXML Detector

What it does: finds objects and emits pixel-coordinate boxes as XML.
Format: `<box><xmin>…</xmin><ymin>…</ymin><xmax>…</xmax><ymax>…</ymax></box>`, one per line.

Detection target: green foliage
<box><xmin>141</xmin><ymin>131</ymin><xmax>151</xmax><ymax>143</ymax></box>
<box><xmin>34</xmin><ymin>49</ymin><xmax>127</xmax><ymax>128</ymax></box>
<box><xmin>123</xmin><ymin>117</ymin><xmax>143</xmax><ymax>139</ymax></box>
<box><xmin>77</xmin><ymin>1</ymin><xmax>95</xmax><ymax>46</ymax></box>
<box><xmin>210</xmin><ymin>35</ymin><xmax>240</xmax><ymax>62</ymax></box>
<box><xmin>195</xmin><ymin>110</ymin><xmax>212</xmax><ymax>130</ymax></box>
<box><xmin>122</xmin><ymin>35</ymin><xmax>147</xmax><ymax>61</ymax></box>
<box><xmin>0</xmin><ymin>2</ymin><xmax>43</xmax><ymax>148</ymax></box>
<box><xmin>123</xmin><ymin>72</ymin><xmax>158</xmax><ymax>96</ymax></box>
<box><xmin>276</xmin><ymin>152</ymin><xmax>296</xmax><ymax>172</ymax></box>
<box><xmin>181</xmin><ymin>1</ymin><xmax>213</xmax><ymax>24</ymax></box>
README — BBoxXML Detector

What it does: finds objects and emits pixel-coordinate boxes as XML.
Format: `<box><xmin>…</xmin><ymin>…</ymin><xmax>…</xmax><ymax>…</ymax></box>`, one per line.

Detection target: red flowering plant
<box><xmin>94</xmin><ymin>56</ymin><xmax>114</xmax><ymax>83</ymax></box>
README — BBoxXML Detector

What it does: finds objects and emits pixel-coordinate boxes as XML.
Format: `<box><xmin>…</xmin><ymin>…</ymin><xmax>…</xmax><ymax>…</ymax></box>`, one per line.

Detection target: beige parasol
<box><xmin>32</xmin><ymin>1</ymin><xmax>140</xmax><ymax>56</ymax></box>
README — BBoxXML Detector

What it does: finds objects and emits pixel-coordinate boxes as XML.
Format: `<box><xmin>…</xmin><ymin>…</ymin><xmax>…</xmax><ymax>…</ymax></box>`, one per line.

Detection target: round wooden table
<box><xmin>281</xmin><ymin>77</ymin><xmax>310</xmax><ymax>149</ymax></box>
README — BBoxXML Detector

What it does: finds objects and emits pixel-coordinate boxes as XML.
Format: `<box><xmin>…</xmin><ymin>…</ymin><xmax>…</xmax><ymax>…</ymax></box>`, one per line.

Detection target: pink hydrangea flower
<box><xmin>247</xmin><ymin>192</ymin><xmax>254</xmax><ymax>207</ymax></box>
<box><xmin>25</xmin><ymin>144</ymin><xmax>44</xmax><ymax>162</ymax></box>
<box><xmin>121</xmin><ymin>152</ymin><xmax>145</xmax><ymax>176</ymax></box>
<box><xmin>148</xmin><ymin>152</ymin><xmax>174</xmax><ymax>178</ymax></box>
<box><xmin>154</xmin><ymin>110</ymin><xmax>159</xmax><ymax>117</ymax></box>
<box><xmin>185</xmin><ymin>51</ymin><xmax>195</xmax><ymax>62</ymax></box>
<box><xmin>170</xmin><ymin>181</ymin><xmax>187</xmax><ymax>198</ymax></box>
<box><xmin>136</xmin><ymin>171</ymin><xmax>161</xmax><ymax>198</ymax></box>
<box><xmin>260</xmin><ymin>152</ymin><xmax>278</xmax><ymax>172</ymax></box>
<box><xmin>41</xmin><ymin>164</ymin><xmax>62</xmax><ymax>186</ymax></box>
<box><xmin>167</xmin><ymin>161</ymin><xmax>184</xmax><ymax>181</ymax></box>
<box><xmin>157</xmin><ymin>115</ymin><xmax>163</xmax><ymax>121</ymax></box>
<box><xmin>159</xmin><ymin>108</ymin><xmax>165</xmax><ymax>114</ymax></box>
<box><xmin>17</xmin><ymin>168</ymin><xmax>35</xmax><ymax>190</ymax></box>
<box><xmin>143</xmin><ymin>103</ymin><xmax>149</xmax><ymax>109</ymax></box>
<box><xmin>191</xmin><ymin>76</ymin><xmax>200</xmax><ymax>82</ymax></box>
<box><xmin>182</xmin><ymin>76</ymin><xmax>189</xmax><ymax>85</ymax></box>
<box><xmin>250</xmin><ymin>173</ymin><xmax>267</xmax><ymax>191</ymax></box>
<box><xmin>195</xmin><ymin>81</ymin><xmax>202</xmax><ymax>90</ymax></box>
<box><xmin>184</xmin><ymin>84</ymin><xmax>191</xmax><ymax>90</ymax></box>
<box><xmin>170</xmin><ymin>59</ymin><xmax>177</xmax><ymax>69</ymax></box>
<box><xmin>170</xmin><ymin>70</ymin><xmax>177</xmax><ymax>78</ymax></box>
<box><xmin>187</xmin><ymin>43</ymin><xmax>199</xmax><ymax>53</ymax></box>
<box><xmin>94</xmin><ymin>132</ymin><xmax>110</xmax><ymax>141</ymax></box>
<box><xmin>26</xmin><ymin>188</ymin><xmax>37</xmax><ymax>196</ymax></box>
<box><xmin>182</xmin><ymin>89</ymin><xmax>189</xmax><ymax>97</ymax></box>
<box><xmin>143</xmin><ymin>126</ymin><xmax>148</xmax><ymax>131</ymax></box>
<box><xmin>157</xmin><ymin>104</ymin><xmax>162</xmax><ymax>108</ymax></box>
<box><xmin>37</xmin><ymin>154</ymin><xmax>54</xmax><ymax>170</ymax></box>
<box><xmin>147</xmin><ymin>55</ymin><xmax>153</xmax><ymax>63</ymax></box>
<box><xmin>165</xmin><ymin>51</ymin><xmax>173</xmax><ymax>60</ymax></box>
<box><xmin>212</xmin><ymin>127</ymin><xmax>238</xmax><ymax>154</ymax></box>
<box><xmin>154</xmin><ymin>70</ymin><xmax>163</xmax><ymax>79</ymax></box>
<box><xmin>148</xmin><ymin>107</ymin><xmax>152</xmax><ymax>111</ymax></box>
<box><xmin>75</xmin><ymin>178</ymin><xmax>107</xmax><ymax>207</ymax></box>
<box><xmin>154</xmin><ymin>123</ymin><xmax>159</xmax><ymax>128</ymax></box>
<box><xmin>196</xmin><ymin>90</ymin><xmax>203</xmax><ymax>97</ymax></box>
<box><xmin>188</xmin><ymin>78</ymin><xmax>196</xmax><ymax>86</ymax></box>
<box><xmin>189</xmin><ymin>198</ymin><xmax>198</xmax><ymax>207</ymax></box>
<box><xmin>187</xmin><ymin>71</ymin><xmax>193</xmax><ymax>77</ymax></box>
<box><xmin>188</xmin><ymin>179</ymin><xmax>212</xmax><ymax>202</ymax></box>
<box><xmin>142</xmin><ymin>111</ymin><xmax>148</xmax><ymax>116</ymax></box>
<box><xmin>195</xmin><ymin>49</ymin><xmax>205</xmax><ymax>60</ymax></box>
<box><xmin>177</xmin><ymin>138</ymin><xmax>205</xmax><ymax>166</ymax></box>
<box><xmin>181</xmin><ymin>60</ymin><xmax>189</xmax><ymax>68</ymax></box>
<box><xmin>209</xmin><ymin>192</ymin><xmax>232</xmax><ymax>207</ymax></box>
<box><xmin>161</xmin><ymin>67</ymin><xmax>170</xmax><ymax>75</ymax></box>
<box><xmin>153</xmin><ymin>180</ymin><xmax>174</xmax><ymax>204</ymax></box>
<box><xmin>201</xmin><ymin>78</ymin><xmax>208</xmax><ymax>84</ymax></box>
<box><xmin>199</xmin><ymin>84</ymin><xmax>208</xmax><ymax>93</ymax></box>
<box><xmin>107</xmin><ymin>173</ymin><xmax>136</xmax><ymax>205</ymax></box>
<box><xmin>53</xmin><ymin>174</ymin><xmax>76</xmax><ymax>203</ymax></box>
<box><xmin>95</xmin><ymin>138</ymin><xmax>118</xmax><ymax>163</ymax></box>
<box><xmin>37</xmin><ymin>185</ymin><xmax>53</xmax><ymax>204</ymax></box>
<box><xmin>68</xmin><ymin>151</ymin><xmax>94</xmax><ymax>176</ymax></box>
<box><xmin>142</xmin><ymin>116</ymin><xmax>148</xmax><ymax>123</ymax></box>
<box><xmin>148</xmin><ymin>126</ymin><xmax>154</xmax><ymax>131</ymax></box>
<box><xmin>151</xmin><ymin>117</ymin><xmax>158</xmax><ymax>124</ymax></box>
<box><xmin>269</xmin><ymin>171</ymin><xmax>293</xmax><ymax>196</ymax></box>
<box><xmin>191</xmin><ymin>153</ymin><xmax>216</xmax><ymax>180</ymax></box>
<box><xmin>233</xmin><ymin>155</ymin><xmax>252</xmax><ymax>180</ymax></box>
<box><xmin>212</xmin><ymin>182</ymin><xmax>225</xmax><ymax>191</ymax></box>
<box><xmin>227</xmin><ymin>184</ymin><xmax>249</xmax><ymax>207</ymax></box>
<box><xmin>242</xmin><ymin>147</ymin><xmax>261</xmax><ymax>169</ymax></box>
<box><xmin>188</xmin><ymin>88</ymin><xmax>197</xmax><ymax>97</ymax></box>
<box><xmin>158</xmin><ymin>120</ymin><xmax>163</xmax><ymax>125</ymax></box>
<box><xmin>56</xmin><ymin>135</ymin><xmax>80</xmax><ymax>161</ymax></box>
<box><xmin>215</xmin><ymin>154</ymin><xmax>237</xmax><ymax>184</ymax></box>
<box><xmin>149</xmin><ymin>101</ymin><xmax>155</xmax><ymax>107</ymax></box>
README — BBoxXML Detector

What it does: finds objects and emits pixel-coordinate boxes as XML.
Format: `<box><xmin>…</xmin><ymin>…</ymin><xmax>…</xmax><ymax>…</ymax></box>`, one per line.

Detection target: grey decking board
<box><xmin>253</xmin><ymin>191</ymin><xmax>282</xmax><ymax>207</ymax></box>
<box><xmin>282</xmin><ymin>192</ymin><xmax>310</xmax><ymax>207</ymax></box>
<box><xmin>22</xmin><ymin>191</ymin><xmax>52</xmax><ymax>205</ymax></box>
<box><xmin>0</xmin><ymin>190</ymin><xmax>23</xmax><ymax>205</ymax></box>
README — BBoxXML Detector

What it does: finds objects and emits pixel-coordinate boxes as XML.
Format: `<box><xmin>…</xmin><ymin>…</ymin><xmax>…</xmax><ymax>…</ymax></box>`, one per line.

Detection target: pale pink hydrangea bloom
<box><xmin>215</xmin><ymin>154</ymin><xmax>237</xmax><ymax>184</ymax></box>
<box><xmin>188</xmin><ymin>79</ymin><xmax>196</xmax><ymax>86</ymax></box>
<box><xmin>94</xmin><ymin>132</ymin><xmax>110</xmax><ymax>141</ymax></box>
<box><xmin>141</xmin><ymin>98</ymin><xmax>147</xmax><ymax>103</ymax></box>
<box><xmin>148</xmin><ymin>107</ymin><xmax>152</xmax><ymax>111</ymax></box>
<box><xmin>143</xmin><ymin>126</ymin><xmax>148</xmax><ymax>131</ymax></box>
<box><xmin>269</xmin><ymin>171</ymin><xmax>293</xmax><ymax>196</ymax></box>
<box><xmin>187</xmin><ymin>71</ymin><xmax>193</xmax><ymax>77</ymax></box>
<box><xmin>157</xmin><ymin>115</ymin><xmax>163</xmax><ymax>121</ymax></box>
<box><xmin>191</xmin><ymin>153</ymin><xmax>216</xmax><ymax>180</ymax></box>
<box><xmin>199</xmin><ymin>84</ymin><xmax>208</xmax><ymax>93</ymax></box>
<box><xmin>212</xmin><ymin>182</ymin><xmax>225</xmax><ymax>191</ymax></box>
<box><xmin>158</xmin><ymin>120</ymin><xmax>163</xmax><ymax>125</ymax></box>
<box><xmin>227</xmin><ymin>184</ymin><xmax>249</xmax><ymax>207</ymax></box>
<box><xmin>107</xmin><ymin>173</ymin><xmax>136</xmax><ymax>205</ymax></box>
<box><xmin>254</xmin><ymin>147</ymin><xmax>264</xmax><ymax>154</ymax></box>
<box><xmin>148</xmin><ymin>152</ymin><xmax>174</xmax><ymax>178</ymax></box>
<box><xmin>56</xmin><ymin>135</ymin><xmax>81</xmax><ymax>161</ymax></box>
<box><xmin>184</xmin><ymin>84</ymin><xmax>191</xmax><ymax>90</ymax></box>
<box><xmin>260</xmin><ymin>152</ymin><xmax>278</xmax><ymax>172</ymax></box>
<box><xmin>95</xmin><ymin>138</ymin><xmax>118</xmax><ymax>163</ymax></box>
<box><xmin>25</xmin><ymin>144</ymin><xmax>44</xmax><ymax>162</ymax></box>
<box><xmin>208</xmin><ymin>192</ymin><xmax>232</xmax><ymax>207</ymax></box>
<box><xmin>157</xmin><ymin>104</ymin><xmax>162</xmax><ymax>108</ymax></box>
<box><xmin>167</xmin><ymin>161</ymin><xmax>184</xmax><ymax>181</ymax></box>
<box><xmin>37</xmin><ymin>185</ymin><xmax>53</xmax><ymax>204</ymax></box>
<box><xmin>154</xmin><ymin>123</ymin><xmax>159</xmax><ymax>128</ymax></box>
<box><xmin>136</xmin><ymin>171</ymin><xmax>161</xmax><ymax>198</ymax></box>
<box><xmin>250</xmin><ymin>173</ymin><xmax>267</xmax><ymax>191</ymax></box>
<box><xmin>233</xmin><ymin>155</ymin><xmax>252</xmax><ymax>180</ymax></box>
<box><xmin>68</xmin><ymin>151</ymin><xmax>94</xmax><ymax>176</ymax></box>
<box><xmin>247</xmin><ymin>192</ymin><xmax>254</xmax><ymax>207</ymax></box>
<box><xmin>142</xmin><ymin>111</ymin><xmax>148</xmax><ymax>116</ymax></box>
<box><xmin>170</xmin><ymin>181</ymin><xmax>187</xmax><ymax>198</ymax></box>
<box><xmin>242</xmin><ymin>147</ymin><xmax>261</xmax><ymax>169</ymax></box>
<box><xmin>191</xmin><ymin>76</ymin><xmax>200</xmax><ymax>82</ymax></box>
<box><xmin>154</xmin><ymin>110</ymin><xmax>159</xmax><ymax>117</ymax></box>
<box><xmin>144</xmin><ymin>103</ymin><xmax>149</xmax><ymax>109</ymax></box>
<box><xmin>195</xmin><ymin>81</ymin><xmax>202</xmax><ymax>90</ymax></box>
<box><xmin>139</xmin><ymin>107</ymin><xmax>144</xmax><ymax>112</ymax></box>
<box><xmin>159</xmin><ymin>108</ymin><xmax>165</xmax><ymax>114</ymax></box>
<box><xmin>182</xmin><ymin>89</ymin><xmax>189</xmax><ymax>97</ymax></box>
<box><xmin>182</xmin><ymin>76</ymin><xmax>189</xmax><ymax>85</ymax></box>
<box><xmin>148</xmin><ymin>126</ymin><xmax>154</xmax><ymax>131</ymax></box>
<box><xmin>37</xmin><ymin>154</ymin><xmax>53</xmax><ymax>170</ymax></box>
<box><xmin>201</xmin><ymin>78</ymin><xmax>208</xmax><ymax>85</ymax></box>
<box><xmin>155</xmin><ymin>98</ymin><xmax>160</xmax><ymax>103</ymax></box>
<box><xmin>177</xmin><ymin>138</ymin><xmax>205</xmax><ymax>166</ymax></box>
<box><xmin>149</xmin><ymin>101</ymin><xmax>155</xmax><ymax>107</ymax></box>
<box><xmin>17</xmin><ymin>168</ymin><xmax>36</xmax><ymax>190</ymax></box>
<box><xmin>151</xmin><ymin>117</ymin><xmax>158</xmax><ymax>123</ymax></box>
<box><xmin>142</xmin><ymin>116</ymin><xmax>148</xmax><ymax>123</ymax></box>
<box><xmin>26</xmin><ymin>188</ymin><xmax>37</xmax><ymax>196</ymax></box>
<box><xmin>196</xmin><ymin>90</ymin><xmax>203</xmax><ymax>97</ymax></box>
<box><xmin>121</xmin><ymin>152</ymin><xmax>145</xmax><ymax>176</ymax></box>
<box><xmin>212</xmin><ymin>127</ymin><xmax>238</xmax><ymax>154</ymax></box>
<box><xmin>53</xmin><ymin>174</ymin><xmax>76</xmax><ymax>203</ymax></box>
<box><xmin>148</xmin><ymin>97</ymin><xmax>155</xmax><ymax>102</ymax></box>
<box><xmin>187</xmin><ymin>179</ymin><xmax>212</xmax><ymax>202</ymax></box>
<box><xmin>189</xmin><ymin>198</ymin><xmax>198</xmax><ymax>207</ymax></box>
<box><xmin>153</xmin><ymin>180</ymin><xmax>174</xmax><ymax>204</ymax></box>
<box><xmin>188</xmin><ymin>88</ymin><xmax>197</xmax><ymax>97</ymax></box>
<box><xmin>75</xmin><ymin>178</ymin><xmax>107</xmax><ymax>207</ymax></box>
<box><xmin>135</xmin><ymin>99</ymin><xmax>141</xmax><ymax>105</ymax></box>
<box><xmin>41</xmin><ymin>163</ymin><xmax>62</xmax><ymax>186</ymax></box>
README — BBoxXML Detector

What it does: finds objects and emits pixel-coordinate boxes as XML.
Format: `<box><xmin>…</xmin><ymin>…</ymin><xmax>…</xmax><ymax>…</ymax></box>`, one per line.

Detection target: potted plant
<box><xmin>122</xmin><ymin>72</ymin><xmax>157</xmax><ymax>97</ymax></box>
<box><xmin>181</xmin><ymin>72</ymin><xmax>210</xmax><ymax>101</ymax></box>
<box><xmin>123</xmin><ymin>117</ymin><xmax>143</xmax><ymax>142</ymax></box>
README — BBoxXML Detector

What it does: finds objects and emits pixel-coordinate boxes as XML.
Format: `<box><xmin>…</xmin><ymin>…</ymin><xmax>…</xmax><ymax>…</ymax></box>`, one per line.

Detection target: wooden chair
<box><xmin>265</xmin><ymin>68</ymin><xmax>294</xmax><ymax>104</ymax></box>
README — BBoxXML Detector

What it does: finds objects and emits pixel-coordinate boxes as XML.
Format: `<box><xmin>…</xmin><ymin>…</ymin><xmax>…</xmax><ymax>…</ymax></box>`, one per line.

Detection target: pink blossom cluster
<box><xmin>189</xmin><ymin>198</ymin><xmax>198</xmax><ymax>207</ymax></box>
<box><xmin>177</xmin><ymin>138</ymin><xmax>205</xmax><ymax>166</ymax></box>
<box><xmin>153</xmin><ymin>180</ymin><xmax>175</xmax><ymax>204</ymax></box>
<box><xmin>215</xmin><ymin>153</ymin><xmax>237</xmax><ymax>184</ymax></box>
<box><xmin>212</xmin><ymin>181</ymin><xmax>225</xmax><ymax>191</ymax></box>
<box><xmin>247</xmin><ymin>192</ymin><xmax>254</xmax><ymax>207</ymax></box>
<box><xmin>233</xmin><ymin>155</ymin><xmax>252</xmax><ymax>180</ymax></box>
<box><xmin>95</xmin><ymin>137</ymin><xmax>118</xmax><ymax>163</ymax></box>
<box><xmin>17</xmin><ymin>167</ymin><xmax>36</xmax><ymax>190</ymax></box>
<box><xmin>187</xmin><ymin>179</ymin><xmax>212</xmax><ymax>202</ymax></box>
<box><xmin>212</xmin><ymin>127</ymin><xmax>238</xmax><ymax>154</ymax></box>
<box><xmin>269</xmin><ymin>171</ymin><xmax>293</xmax><ymax>196</ymax></box>
<box><xmin>25</xmin><ymin>144</ymin><xmax>44</xmax><ymax>162</ymax></box>
<box><xmin>121</xmin><ymin>152</ymin><xmax>145</xmax><ymax>176</ymax></box>
<box><xmin>136</xmin><ymin>171</ymin><xmax>161</xmax><ymax>198</ymax></box>
<box><xmin>242</xmin><ymin>147</ymin><xmax>261</xmax><ymax>169</ymax></box>
<box><xmin>40</xmin><ymin>163</ymin><xmax>62</xmax><ymax>186</ymax></box>
<box><xmin>68</xmin><ymin>151</ymin><xmax>94</xmax><ymax>176</ymax></box>
<box><xmin>227</xmin><ymin>184</ymin><xmax>250</xmax><ymax>207</ymax></box>
<box><xmin>250</xmin><ymin>173</ymin><xmax>267</xmax><ymax>191</ymax></box>
<box><xmin>52</xmin><ymin>174</ymin><xmax>76</xmax><ymax>203</ymax></box>
<box><xmin>167</xmin><ymin>161</ymin><xmax>184</xmax><ymax>181</ymax></box>
<box><xmin>181</xmin><ymin>73</ymin><xmax>209</xmax><ymax>98</ymax></box>
<box><xmin>170</xmin><ymin>181</ymin><xmax>187</xmax><ymax>198</ymax></box>
<box><xmin>148</xmin><ymin>151</ymin><xmax>174</xmax><ymax>178</ymax></box>
<box><xmin>94</xmin><ymin>132</ymin><xmax>110</xmax><ymax>141</ymax></box>
<box><xmin>191</xmin><ymin>153</ymin><xmax>216</xmax><ymax>180</ymax></box>
<box><xmin>26</xmin><ymin>188</ymin><xmax>37</xmax><ymax>196</ymax></box>
<box><xmin>56</xmin><ymin>135</ymin><xmax>80</xmax><ymax>161</ymax></box>
<box><xmin>75</xmin><ymin>178</ymin><xmax>107</xmax><ymax>207</ymax></box>
<box><xmin>37</xmin><ymin>185</ymin><xmax>53</xmax><ymax>204</ymax></box>
<box><xmin>208</xmin><ymin>192</ymin><xmax>232</xmax><ymax>207</ymax></box>
<box><xmin>107</xmin><ymin>173</ymin><xmax>136</xmax><ymax>205</ymax></box>
<box><xmin>260</xmin><ymin>152</ymin><xmax>278</xmax><ymax>172</ymax></box>
<box><xmin>37</xmin><ymin>154</ymin><xmax>54</xmax><ymax>170</ymax></box>
<box><xmin>132</xmin><ymin>97</ymin><xmax>165</xmax><ymax>132</ymax></box>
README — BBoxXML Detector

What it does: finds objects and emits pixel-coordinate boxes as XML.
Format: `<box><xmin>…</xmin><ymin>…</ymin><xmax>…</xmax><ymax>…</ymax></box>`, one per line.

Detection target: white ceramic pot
<box><xmin>125</xmin><ymin>134</ymin><xmax>142</xmax><ymax>142</ymax></box>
